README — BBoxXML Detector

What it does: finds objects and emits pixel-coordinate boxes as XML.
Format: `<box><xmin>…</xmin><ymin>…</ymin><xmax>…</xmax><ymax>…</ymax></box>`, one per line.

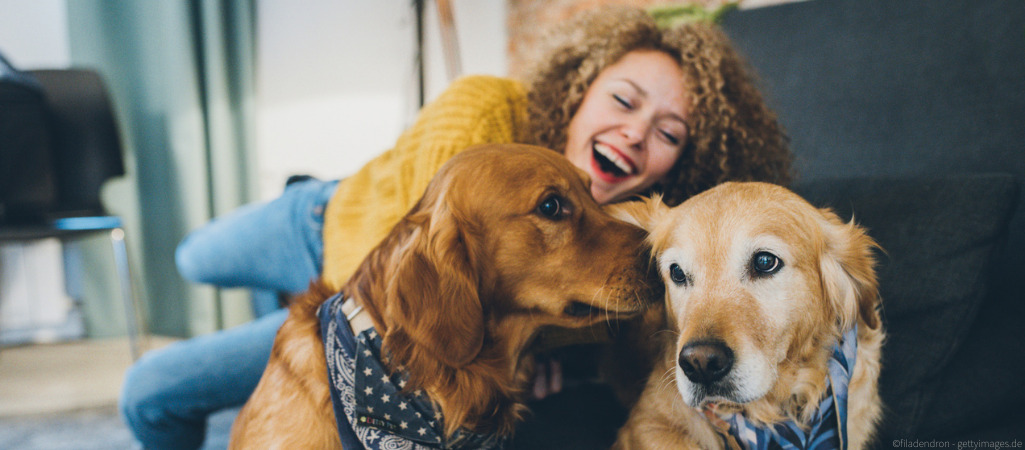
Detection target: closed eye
<box><xmin>659</xmin><ymin>129</ymin><xmax>681</xmax><ymax>146</ymax></box>
<box><xmin>613</xmin><ymin>94</ymin><xmax>633</xmax><ymax>110</ymax></box>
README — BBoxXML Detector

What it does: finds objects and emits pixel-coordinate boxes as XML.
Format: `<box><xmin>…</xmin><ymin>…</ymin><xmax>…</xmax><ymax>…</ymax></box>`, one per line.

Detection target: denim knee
<box><xmin>175</xmin><ymin>233</ymin><xmax>206</xmax><ymax>284</ymax></box>
<box><xmin>120</xmin><ymin>354</ymin><xmax>206</xmax><ymax>449</ymax></box>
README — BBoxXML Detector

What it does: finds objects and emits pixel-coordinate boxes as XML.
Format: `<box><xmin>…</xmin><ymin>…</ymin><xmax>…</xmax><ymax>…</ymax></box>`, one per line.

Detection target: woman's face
<box><xmin>565</xmin><ymin>49</ymin><xmax>689</xmax><ymax>204</ymax></box>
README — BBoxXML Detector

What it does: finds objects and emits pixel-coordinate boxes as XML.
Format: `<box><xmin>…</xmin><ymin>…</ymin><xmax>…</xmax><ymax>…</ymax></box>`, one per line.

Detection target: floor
<box><xmin>0</xmin><ymin>336</ymin><xmax>203</xmax><ymax>450</ymax></box>
<box><xmin>0</xmin><ymin>338</ymin><xmax>136</xmax><ymax>417</ymax></box>
<box><xmin>0</xmin><ymin>405</ymin><xmax>137</xmax><ymax>450</ymax></box>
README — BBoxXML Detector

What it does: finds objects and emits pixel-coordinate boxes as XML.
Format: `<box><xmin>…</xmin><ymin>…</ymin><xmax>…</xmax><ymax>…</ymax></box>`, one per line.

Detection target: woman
<box><xmin>120</xmin><ymin>7</ymin><xmax>791</xmax><ymax>449</ymax></box>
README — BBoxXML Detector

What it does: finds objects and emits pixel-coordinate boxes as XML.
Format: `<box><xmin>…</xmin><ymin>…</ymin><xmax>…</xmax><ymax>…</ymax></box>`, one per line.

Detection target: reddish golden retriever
<box><xmin>612</xmin><ymin>182</ymin><xmax>884</xmax><ymax>449</ymax></box>
<box><xmin>230</xmin><ymin>144</ymin><xmax>659</xmax><ymax>448</ymax></box>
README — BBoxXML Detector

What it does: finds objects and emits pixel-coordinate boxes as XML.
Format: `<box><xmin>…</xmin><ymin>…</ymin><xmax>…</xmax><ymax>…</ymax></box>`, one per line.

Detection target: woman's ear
<box><xmin>387</xmin><ymin>200</ymin><xmax>484</xmax><ymax>368</ymax></box>
<box><xmin>817</xmin><ymin>208</ymin><xmax>882</xmax><ymax>331</ymax></box>
<box><xmin>604</xmin><ymin>195</ymin><xmax>668</xmax><ymax>231</ymax></box>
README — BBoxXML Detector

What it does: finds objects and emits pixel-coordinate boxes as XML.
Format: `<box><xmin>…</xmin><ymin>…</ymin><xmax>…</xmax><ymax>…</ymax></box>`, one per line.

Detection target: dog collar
<box><xmin>320</xmin><ymin>293</ymin><xmax>506</xmax><ymax>449</ymax></box>
<box><xmin>703</xmin><ymin>325</ymin><xmax>858</xmax><ymax>450</ymax></box>
<box><xmin>341</xmin><ymin>296</ymin><xmax>375</xmax><ymax>335</ymax></box>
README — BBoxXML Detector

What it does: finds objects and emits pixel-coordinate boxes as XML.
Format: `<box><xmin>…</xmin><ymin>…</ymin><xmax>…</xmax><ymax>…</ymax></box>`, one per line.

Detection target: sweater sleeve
<box><xmin>320</xmin><ymin>75</ymin><xmax>530</xmax><ymax>289</ymax></box>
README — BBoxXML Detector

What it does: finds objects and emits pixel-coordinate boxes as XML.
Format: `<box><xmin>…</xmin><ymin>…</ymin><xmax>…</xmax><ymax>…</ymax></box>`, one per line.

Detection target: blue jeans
<box><xmin>120</xmin><ymin>179</ymin><xmax>338</xmax><ymax>449</ymax></box>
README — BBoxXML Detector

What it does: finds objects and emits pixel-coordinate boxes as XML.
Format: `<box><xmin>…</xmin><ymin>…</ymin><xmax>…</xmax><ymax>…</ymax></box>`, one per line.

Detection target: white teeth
<box><xmin>593</xmin><ymin>143</ymin><xmax>635</xmax><ymax>175</ymax></box>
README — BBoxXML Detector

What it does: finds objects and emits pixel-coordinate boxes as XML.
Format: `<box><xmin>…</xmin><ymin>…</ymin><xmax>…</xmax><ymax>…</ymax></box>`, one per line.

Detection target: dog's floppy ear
<box><xmin>817</xmin><ymin>208</ymin><xmax>882</xmax><ymax>331</ymax></box>
<box><xmin>388</xmin><ymin>198</ymin><xmax>485</xmax><ymax>368</ymax></box>
<box><xmin>605</xmin><ymin>195</ymin><xmax>668</xmax><ymax>231</ymax></box>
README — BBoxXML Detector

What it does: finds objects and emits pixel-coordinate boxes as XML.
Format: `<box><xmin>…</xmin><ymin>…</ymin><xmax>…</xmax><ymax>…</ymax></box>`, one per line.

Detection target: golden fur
<box><xmin>230</xmin><ymin>144</ymin><xmax>660</xmax><ymax>448</ymax></box>
<box><xmin>522</xmin><ymin>6</ymin><xmax>792</xmax><ymax>206</ymax></box>
<box><xmin>611</xmin><ymin>182</ymin><xmax>884</xmax><ymax>450</ymax></box>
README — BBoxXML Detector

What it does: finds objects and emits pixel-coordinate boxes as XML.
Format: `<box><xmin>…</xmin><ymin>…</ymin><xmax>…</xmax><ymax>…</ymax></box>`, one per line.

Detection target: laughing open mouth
<box><xmin>593</xmin><ymin>143</ymin><xmax>634</xmax><ymax>178</ymax></box>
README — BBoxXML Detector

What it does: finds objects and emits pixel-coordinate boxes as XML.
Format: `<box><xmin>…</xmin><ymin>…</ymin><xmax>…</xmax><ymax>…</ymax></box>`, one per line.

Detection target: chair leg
<box><xmin>109</xmin><ymin>227</ymin><xmax>145</xmax><ymax>360</ymax></box>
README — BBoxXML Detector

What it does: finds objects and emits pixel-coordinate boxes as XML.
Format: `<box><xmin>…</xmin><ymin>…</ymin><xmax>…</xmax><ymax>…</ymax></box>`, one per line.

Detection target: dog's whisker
<box><xmin>598</xmin><ymin>285</ymin><xmax>609</xmax><ymax>325</ymax></box>
<box><xmin>593</xmin><ymin>280</ymin><xmax>614</xmax><ymax>327</ymax></box>
<box><xmin>655</xmin><ymin>363</ymin><xmax>677</xmax><ymax>396</ymax></box>
<box><xmin>602</xmin><ymin>289</ymin><xmax>610</xmax><ymax>328</ymax></box>
<box><xmin>652</xmin><ymin>329</ymin><xmax>678</xmax><ymax>339</ymax></box>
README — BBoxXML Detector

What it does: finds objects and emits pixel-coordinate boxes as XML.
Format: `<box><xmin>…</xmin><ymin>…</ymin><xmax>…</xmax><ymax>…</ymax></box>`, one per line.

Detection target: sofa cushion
<box><xmin>795</xmin><ymin>173</ymin><xmax>1019</xmax><ymax>441</ymax></box>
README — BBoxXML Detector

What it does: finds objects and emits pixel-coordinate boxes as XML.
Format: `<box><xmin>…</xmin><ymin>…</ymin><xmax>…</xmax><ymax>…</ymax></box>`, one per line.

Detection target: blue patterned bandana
<box><xmin>319</xmin><ymin>293</ymin><xmax>507</xmax><ymax>449</ymax></box>
<box><xmin>704</xmin><ymin>326</ymin><xmax>858</xmax><ymax>450</ymax></box>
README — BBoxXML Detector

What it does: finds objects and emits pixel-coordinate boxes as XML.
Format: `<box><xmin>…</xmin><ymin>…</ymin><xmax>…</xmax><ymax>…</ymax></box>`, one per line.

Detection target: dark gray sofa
<box><xmin>721</xmin><ymin>0</ymin><xmax>1024</xmax><ymax>443</ymax></box>
<box><xmin>513</xmin><ymin>0</ymin><xmax>1024</xmax><ymax>447</ymax></box>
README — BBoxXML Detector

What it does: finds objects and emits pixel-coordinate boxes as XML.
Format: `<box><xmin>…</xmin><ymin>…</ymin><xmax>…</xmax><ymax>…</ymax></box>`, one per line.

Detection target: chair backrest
<box><xmin>29</xmin><ymin>69</ymin><xmax>125</xmax><ymax>217</ymax></box>
<box><xmin>0</xmin><ymin>55</ymin><xmax>57</xmax><ymax>224</ymax></box>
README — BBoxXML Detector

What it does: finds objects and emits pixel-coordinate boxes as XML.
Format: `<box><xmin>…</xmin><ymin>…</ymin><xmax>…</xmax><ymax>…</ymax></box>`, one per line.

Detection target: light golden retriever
<box><xmin>229</xmin><ymin>143</ymin><xmax>660</xmax><ymax>448</ymax></box>
<box><xmin>612</xmin><ymin>182</ymin><xmax>884</xmax><ymax>450</ymax></box>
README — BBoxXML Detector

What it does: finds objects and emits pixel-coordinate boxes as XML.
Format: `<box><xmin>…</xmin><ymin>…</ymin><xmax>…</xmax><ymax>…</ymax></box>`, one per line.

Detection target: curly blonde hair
<box><xmin>522</xmin><ymin>6</ymin><xmax>792</xmax><ymax>206</ymax></box>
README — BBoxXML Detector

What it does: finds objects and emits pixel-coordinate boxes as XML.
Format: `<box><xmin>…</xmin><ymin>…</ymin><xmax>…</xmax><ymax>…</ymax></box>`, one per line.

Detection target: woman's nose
<box><xmin>619</xmin><ymin>119</ymin><xmax>649</xmax><ymax>149</ymax></box>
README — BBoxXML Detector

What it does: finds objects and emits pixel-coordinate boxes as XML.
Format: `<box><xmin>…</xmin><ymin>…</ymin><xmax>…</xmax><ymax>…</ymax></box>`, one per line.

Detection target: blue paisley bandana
<box><xmin>319</xmin><ymin>293</ymin><xmax>507</xmax><ymax>449</ymax></box>
<box><xmin>704</xmin><ymin>326</ymin><xmax>858</xmax><ymax>450</ymax></box>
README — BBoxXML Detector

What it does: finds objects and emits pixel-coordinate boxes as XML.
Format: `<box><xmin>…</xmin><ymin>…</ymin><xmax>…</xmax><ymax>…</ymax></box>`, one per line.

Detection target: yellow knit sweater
<box><xmin>321</xmin><ymin>75</ymin><xmax>530</xmax><ymax>290</ymax></box>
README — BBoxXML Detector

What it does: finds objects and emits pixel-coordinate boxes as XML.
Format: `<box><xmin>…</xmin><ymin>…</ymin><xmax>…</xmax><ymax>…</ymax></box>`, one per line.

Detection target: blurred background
<box><xmin>5</xmin><ymin>0</ymin><xmax>1022</xmax><ymax>448</ymax></box>
<box><xmin>0</xmin><ymin>0</ymin><xmax>789</xmax><ymax>447</ymax></box>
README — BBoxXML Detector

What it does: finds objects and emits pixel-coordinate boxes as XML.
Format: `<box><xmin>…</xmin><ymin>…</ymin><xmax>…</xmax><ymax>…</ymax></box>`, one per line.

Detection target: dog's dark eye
<box><xmin>669</xmin><ymin>263</ymin><xmax>688</xmax><ymax>286</ymax></box>
<box><xmin>752</xmin><ymin>251</ymin><xmax>783</xmax><ymax>275</ymax></box>
<box><xmin>537</xmin><ymin>195</ymin><xmax>564</xmax><ymax>219</ymax></box>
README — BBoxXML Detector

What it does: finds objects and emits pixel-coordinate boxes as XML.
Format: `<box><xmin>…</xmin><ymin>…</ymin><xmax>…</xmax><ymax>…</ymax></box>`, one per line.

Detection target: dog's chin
<box><xmin>675</xmin><ymin>368</ymin><xmax>770</xmax><ymax>409</ymax></box>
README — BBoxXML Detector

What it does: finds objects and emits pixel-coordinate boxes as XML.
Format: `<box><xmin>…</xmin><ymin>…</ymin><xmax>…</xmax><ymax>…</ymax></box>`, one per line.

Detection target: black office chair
<box><xmin>0</xmin><ymin>68</ymin><xmax>144</xmax><ymax>359</ymax></box>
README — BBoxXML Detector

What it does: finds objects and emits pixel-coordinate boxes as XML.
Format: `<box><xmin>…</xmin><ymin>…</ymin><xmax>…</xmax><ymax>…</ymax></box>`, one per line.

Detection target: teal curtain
<box><xmin>65</xmin><ymin>0</ymin><xmax>257</xmax><ymax>337</ymax></box>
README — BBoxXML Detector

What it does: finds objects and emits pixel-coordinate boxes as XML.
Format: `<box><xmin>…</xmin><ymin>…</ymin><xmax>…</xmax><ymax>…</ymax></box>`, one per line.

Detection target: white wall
<box><xmin>254</xmin><ymin>1</ymin><xmax>415</xmax><ymax>199</ymax></box>
<box><xmin>422</xmin><ymin>0</ymin><xmax>508</xmax><ymax>101</ymax></box>
<box><xmin>0</xmin><ymin>0</ymin><xmax>70</xmax><ymax>69</ymax></box>
<box><xmin>253</xmin><ymin>0</ymin><xmax>507</xmax><ymax>200</ymax></box>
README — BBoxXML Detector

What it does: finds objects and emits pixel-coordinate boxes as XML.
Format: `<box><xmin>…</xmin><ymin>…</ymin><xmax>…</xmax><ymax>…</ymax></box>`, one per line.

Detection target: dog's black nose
<box><xmin>678</xmin><ymin>341</ymin><xmax>734</xmax><ymax>385</ymax></box>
